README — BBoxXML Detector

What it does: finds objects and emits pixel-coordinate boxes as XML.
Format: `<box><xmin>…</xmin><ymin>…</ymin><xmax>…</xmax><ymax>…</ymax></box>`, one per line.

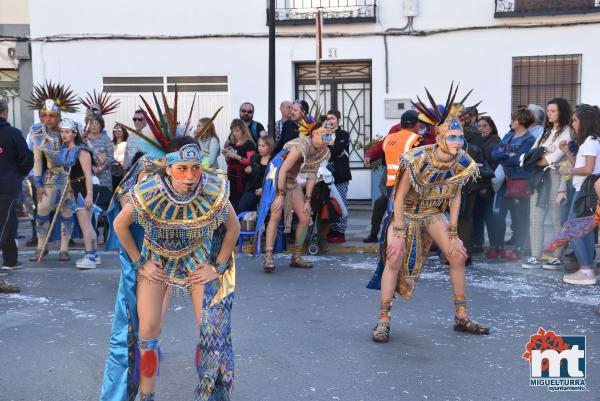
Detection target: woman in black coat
<box><xmin>325</xmin><ymin>110</ymin><xmax>352</xmax><ymax>243</ymax></box>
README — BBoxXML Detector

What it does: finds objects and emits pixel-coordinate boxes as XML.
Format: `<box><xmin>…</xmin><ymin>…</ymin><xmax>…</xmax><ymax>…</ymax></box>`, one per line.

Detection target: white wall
<box><xmin>27</xmin><ymin>0</ymin><xmax>600</xmax><ymax>199</ymax></box>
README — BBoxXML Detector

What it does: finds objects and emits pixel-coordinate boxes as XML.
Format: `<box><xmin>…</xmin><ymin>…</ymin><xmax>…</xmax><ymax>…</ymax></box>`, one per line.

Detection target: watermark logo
<box><xmin>522</xmin><ymin>327</ymin><xmax>586</xmax><ymax>392</ymax></box>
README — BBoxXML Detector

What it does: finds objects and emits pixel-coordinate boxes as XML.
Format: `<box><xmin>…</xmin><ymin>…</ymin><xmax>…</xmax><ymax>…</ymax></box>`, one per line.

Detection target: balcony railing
<box><xmin>267</xmin><ymin>0</ymin><xmax>377</xmax><ymax>26</ymax></box>
<box><xmin>495</xmin><ymin>0</ymin><xmax>600</xmax><ymax>17</ymax></box>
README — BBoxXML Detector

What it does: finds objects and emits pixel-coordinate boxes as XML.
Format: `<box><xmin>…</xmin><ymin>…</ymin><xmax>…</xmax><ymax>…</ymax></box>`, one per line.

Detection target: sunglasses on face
<box><xmin>240</xmin><ymin>109</ymin><xmax>254</xmax><ymax>114</ymax></box>
<box><xmin>133</xmin><ymin>117</ymin><xmax>144</xmax><ymax>122</ymax></box>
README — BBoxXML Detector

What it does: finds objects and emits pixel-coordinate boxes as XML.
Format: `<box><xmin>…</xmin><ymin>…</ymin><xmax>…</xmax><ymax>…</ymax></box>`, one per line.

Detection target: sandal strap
<box><xmin>455</xmin><ymin>315</ymin><xmax>489</xmax><ymax>334</ymax></box>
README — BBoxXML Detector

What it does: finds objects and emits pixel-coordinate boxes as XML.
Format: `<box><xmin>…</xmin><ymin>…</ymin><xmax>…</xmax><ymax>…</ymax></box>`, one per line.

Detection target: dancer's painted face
<box><xmin>438</xmin><ymin>130</ymin><xmax>464</xmax><ymax>155</ymax></box>
<box><xmin>167</xmin><ymin>161</ymin><xmax>202</xmax><ymax>193</ymax></box>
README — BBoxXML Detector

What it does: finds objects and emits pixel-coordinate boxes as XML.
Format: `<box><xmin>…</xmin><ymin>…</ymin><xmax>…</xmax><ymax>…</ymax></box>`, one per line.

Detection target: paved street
<box><xmin>1</xmin><ymin>251</ymin><xmax>599</xmax><ymax>401</ymax></box>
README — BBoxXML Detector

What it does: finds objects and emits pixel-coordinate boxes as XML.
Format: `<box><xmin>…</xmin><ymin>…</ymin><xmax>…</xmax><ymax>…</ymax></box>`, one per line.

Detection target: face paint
<box><xmin>171</xmin><ymin>165</ymin><xmax>202</xmax><ymax>181</ymax></box>
<box><xmin>322</xmin><ymin>134</ymin><xmax>332</xmax><ymax>142</ymax></box>
<box><xmin>444</xmin><ymin>135</ymin><xmax>464</xmax><ymax>144</ymax></box>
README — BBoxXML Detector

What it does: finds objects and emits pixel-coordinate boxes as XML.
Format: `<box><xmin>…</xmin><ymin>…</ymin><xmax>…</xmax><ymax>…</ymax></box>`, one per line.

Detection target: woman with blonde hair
<box><xmin>223</xmin><ymin>118</ymin><xmax>256</xmax><ymax>210</ymax></box>
<box><xmin>195</xmin><ymin>117</ymin><xmax>220</xmax><ymax>169</ymax></box>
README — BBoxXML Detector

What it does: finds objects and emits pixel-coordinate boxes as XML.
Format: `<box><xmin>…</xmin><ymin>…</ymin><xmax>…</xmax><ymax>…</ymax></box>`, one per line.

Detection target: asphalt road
<box><xmin>1</xmin><ymin>252</ymin><xmax>599</xmax><ymax>401</ymax></box>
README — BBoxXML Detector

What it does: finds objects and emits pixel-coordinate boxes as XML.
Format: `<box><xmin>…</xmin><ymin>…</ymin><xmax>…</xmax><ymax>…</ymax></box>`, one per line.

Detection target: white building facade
<box><xmin>20</xmin><ymin>0</ymin><xmax>600</xmax><ymax>199</ymax></box>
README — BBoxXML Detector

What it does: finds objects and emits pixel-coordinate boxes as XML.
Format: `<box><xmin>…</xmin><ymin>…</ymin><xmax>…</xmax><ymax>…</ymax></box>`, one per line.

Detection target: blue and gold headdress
<box><xmin>411</xmin><ymin>82</ymin><xmax>481</xmax><ymax>137</ymax></box>
<box><xmin>166</xmin><ymin>143</ymin><xmax>203</xmax><ymax>165</ymax></box>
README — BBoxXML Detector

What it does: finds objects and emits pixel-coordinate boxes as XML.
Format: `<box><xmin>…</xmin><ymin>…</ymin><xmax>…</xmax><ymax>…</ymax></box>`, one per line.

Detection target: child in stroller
<box><xmin>307</xmin><ymin>164</ymin><xmax>348</xmax><ymax>254</ymax></box>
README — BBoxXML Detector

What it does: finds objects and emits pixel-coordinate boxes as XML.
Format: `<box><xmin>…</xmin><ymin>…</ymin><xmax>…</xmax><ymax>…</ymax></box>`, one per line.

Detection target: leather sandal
<box><xmin>454</xmin><ymin>315</ymin><xmax>490</xmax><ymax>335</ymax></box>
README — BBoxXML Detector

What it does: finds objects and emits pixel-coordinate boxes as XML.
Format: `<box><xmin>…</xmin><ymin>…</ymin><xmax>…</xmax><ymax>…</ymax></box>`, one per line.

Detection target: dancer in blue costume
<box><xmin>57</xmin><ymin>118</ymin><xmax>104</xmax><ymax>270</ymax></box>
<box><xmin>256</xmin><ymin>118</ymin><xmax>333</xmax><ymax>272</ymax></box>
<box><xmin>368</xmin><ymin>84</ymin><xmax>490</xmax><ymax>343</ymax></box>
<box><xmin>100</xmin><ymin>93</ymin><xmax>239</xmax><ymax>401</ymax></box>
<box><xmin>25</xmin><ymin>81</ymin><xmax>79</xmax><ymax>262</ymax></box>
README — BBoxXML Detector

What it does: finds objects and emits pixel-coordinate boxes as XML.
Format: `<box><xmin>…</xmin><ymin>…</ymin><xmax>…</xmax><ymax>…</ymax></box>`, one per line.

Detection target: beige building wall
<box><xmin>0</xmin><ymin>0</ymin><xmax>29</xmax><ymax>24</ymax></box>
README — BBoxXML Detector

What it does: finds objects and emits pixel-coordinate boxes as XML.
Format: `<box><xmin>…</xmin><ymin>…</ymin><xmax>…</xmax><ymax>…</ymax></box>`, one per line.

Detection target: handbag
<box><xmin>505</xmin><ymin>178</ymin><xmax>529</xmax><ymax>198</ymax></box>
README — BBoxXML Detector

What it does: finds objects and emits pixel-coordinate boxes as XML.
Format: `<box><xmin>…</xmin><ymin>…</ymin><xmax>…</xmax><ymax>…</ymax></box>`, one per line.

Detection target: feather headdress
<box><xmin>297</xmin><ymin>105</ymin><xmax>326</xmax><ymax>137</ymax></box>
<box><xmin>79</xmin><ymin>90</ymin><xmax>120</xmax><ymax>119</ymax></box>
<box><xmin>118</xmin><ymin>86</ymin><xmax>214</xmax><ymax>155</ymax></box>
<box><xmin>25</xmin><ymin>80</ymin><xmax>79</xmax><ymax>114</ymax></box>
<box><xmin>411</xmin><ymin>82</ymin><xmax>481</xmax><ymax>137</ymax></box>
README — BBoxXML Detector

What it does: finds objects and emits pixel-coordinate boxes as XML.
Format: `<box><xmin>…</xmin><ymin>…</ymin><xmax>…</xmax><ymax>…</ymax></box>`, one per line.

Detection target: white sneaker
<box><xmin>2</xmin><ymin>263</ymin><xmax>23</xmax><ymax>270</ymax></box>
<box><xmin>543</xmin><ymin>257</ymin><xmax>564</xmax><ymax>270</ymax></box>
<box><xmin>76</xmin><ymin>256</ymin><xmax>101</xmax><ymax>265</ymax></box>
<box><xmin>522</xmin><ymin>257</ymin><xmax>542</xmax><ymax>269</ymax></box>
<box><xmin>563</xmin><ymin>270</ymin><xmax>597</xmax><ymax>286</ymax></box>
<box><xmin>76</xmin><ymin>257</ymin><xmax>97</xmax><ymax>270</ymax></box>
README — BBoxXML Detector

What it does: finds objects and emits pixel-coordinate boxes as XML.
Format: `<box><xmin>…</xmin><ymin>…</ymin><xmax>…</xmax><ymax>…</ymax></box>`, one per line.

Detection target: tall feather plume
<box><xmin>160</xmin><ymin>92</ymin><xmax>174</xmax><ymax>139</ymax></box>
<box><xmin>413</xmin><ymin>96</ymin><xmax>440</xmax><ymax>124</ymax></box>
<box><xmin>153</xmin><ymin>92</ymin><xmax>169</xmax><ymax>136</ymax></box>
<box><xmin>457</xmin><ymin>88</ymin><xmax>474</xmax><ymax>107</ymax></box>
<box><xmin>172</xmin><ymin>84</ymin><xmax>178</xmax><ymax>140</ymax></box>
<box><xmin>79</xmin><ymin>90</ymin><xmax>120</xmax><ymax>116</ymax></box>
<box><xmin>138</xmin><ymin>95</ymin><xmax>169</xmax><ymax>148</ymax></box>
<box><xmin>439</xmin><ymin>84</ymin><xmax>460</xmax><ymax>125</ymax></box>
<box><xmin>194</xmin><ymin>106</ymin><xmax>224</xmax><ymax>139</ymax></box>
<box><xmin>459</xmin><ymin>100</ymin><xmax>483</xmax><ymax>120</ymax></box>
<box><xmin>184</xmin><ymin>94</ymin><xmax>197</xmax><ymax>136</ymax></box>
<box><xmin>117</xmin><ymin>123</ymin><xmax>164</xmax><ymax>152</ymax></box>
<box><xmin>425</xmin><ymin>88</ymin><xmax>442</xmax><ymax>121</ymax></box>
<box><xmin>26</xmin><ymin>80</ymin><xmax>78</xmax><ymax>112</ymax></box>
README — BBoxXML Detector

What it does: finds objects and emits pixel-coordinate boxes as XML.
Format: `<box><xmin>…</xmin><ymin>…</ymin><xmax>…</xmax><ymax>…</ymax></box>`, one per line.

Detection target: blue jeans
<box><xmin>472</xmin><ymin>190</ymin><xmax>496</xmax><ymax>247</ymax></box>
<box><xmin>492</xmin><ymin>192</ymin><xmax>530</xmax><ymax>252</ymax></box>
<box><xmin>569</xmin><ymin>191</ymin><xmax>596</xmax><ymax>266</ymax></box>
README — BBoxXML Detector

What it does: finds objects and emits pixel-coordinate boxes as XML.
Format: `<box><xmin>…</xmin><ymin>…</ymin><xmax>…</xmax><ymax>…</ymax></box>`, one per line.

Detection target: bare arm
<box><xmin>78</xmin><ymin>151</ymin><xmax>94</xmax><ymax>197</ymax></box>
<box><xmin>277</xmin><ymin>149</ymin><xmax>302</xmax><ymax>192</ymax></box>
<box><xmin>32</xmin><ymin>144</ymin><xmax>43</xmax><ymax>183</ymax></box>
<box><xmin>572</xmin><ymin>155</ymin><xmax>596</xmax><ymax>176</ymax></box>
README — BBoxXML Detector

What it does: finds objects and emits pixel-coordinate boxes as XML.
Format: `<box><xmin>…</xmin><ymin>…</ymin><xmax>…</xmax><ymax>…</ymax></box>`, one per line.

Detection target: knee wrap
<box><xmin>135</xmin><ymin>337</ymin><xmax>161</xmax><ymax>380</ymax></box>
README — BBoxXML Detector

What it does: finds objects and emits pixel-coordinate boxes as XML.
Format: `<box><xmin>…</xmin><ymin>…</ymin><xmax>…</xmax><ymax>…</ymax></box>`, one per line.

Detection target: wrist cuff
<box><xmin>34</xmin><ymin>176</ymin><xmax>43</xmax><ymax>188</ymax></box>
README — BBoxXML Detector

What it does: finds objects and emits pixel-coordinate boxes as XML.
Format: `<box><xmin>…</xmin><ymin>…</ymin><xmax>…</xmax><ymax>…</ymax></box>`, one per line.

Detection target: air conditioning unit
<box><xmin>402</xmin><ymin>0</ymin><xmax>419</xmax><ymax>17</ymax></box>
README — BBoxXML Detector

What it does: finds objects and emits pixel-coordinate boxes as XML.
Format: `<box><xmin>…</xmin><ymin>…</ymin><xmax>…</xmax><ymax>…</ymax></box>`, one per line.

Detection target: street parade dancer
<box><xmin>255</xmin><ymin>115</ymin><xmax>333</xmax><ymax>272</ymax></box>
<box><xmin>99</xmin><ymin>92</ymin><xmax>239</xmax><ymax>401</ymax></box>
<box><xmin>57</xmin><ymin>118</ymin><xmax>100</xmax><ymax>269</ymax></box>
<box><xmin>368</xmin><ymin>83</ymin><xmax>490</xmax><ymax>343</ymax></box>
<box><xmin>25</xmin><ymin>81</ymin><xmax>79</xmax><ymax>262</ymax></box>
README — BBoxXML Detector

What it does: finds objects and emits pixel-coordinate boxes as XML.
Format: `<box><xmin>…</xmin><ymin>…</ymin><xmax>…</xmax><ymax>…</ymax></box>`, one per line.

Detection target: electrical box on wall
<box><xmin>385</xmin><ymin>98</ymin><xmax>412</xmax><ymax>119</ymax></box>
<box><xmin>402</xmin><ymin>0</ymin><xmax>419</xmax><ymax>17</ymax></box>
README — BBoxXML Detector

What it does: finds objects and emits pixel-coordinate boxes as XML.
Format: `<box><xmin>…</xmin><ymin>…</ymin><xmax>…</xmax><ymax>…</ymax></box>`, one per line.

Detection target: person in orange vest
<box><xmin>382</xmin><ymin>110</ymin><xmax>424</xmax><ymax>189</ymax></box>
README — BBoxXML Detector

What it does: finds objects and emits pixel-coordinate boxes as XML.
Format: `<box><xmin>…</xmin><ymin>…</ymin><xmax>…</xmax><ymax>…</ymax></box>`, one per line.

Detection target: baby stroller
<box><xmin>306</xmin><ymin>165</ymin><xmax>347</xmax><ymax>255</ymax></box>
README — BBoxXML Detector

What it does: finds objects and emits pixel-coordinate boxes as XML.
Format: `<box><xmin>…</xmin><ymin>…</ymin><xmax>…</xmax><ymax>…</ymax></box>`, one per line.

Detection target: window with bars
<box><xmin>267</xmin><ymin>0</ymin><xmax>377</xmax><ymax>25</ymax></box>
<box><xmin>511</xmin><ymin>55</ymin><xmax>581</xmax><ymax>111</ymax></box>
<box><xmin>495</xmin><ymin>0</ymin><xmax>600</xmax><ymax>17</ymax></box>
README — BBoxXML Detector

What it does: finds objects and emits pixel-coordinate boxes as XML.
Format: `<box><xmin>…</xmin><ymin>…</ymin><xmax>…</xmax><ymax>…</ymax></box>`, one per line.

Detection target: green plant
<box><xmin>353</xmin><ymin>135</ymin><xmax>384</xmax><ymax>171</ymax></box>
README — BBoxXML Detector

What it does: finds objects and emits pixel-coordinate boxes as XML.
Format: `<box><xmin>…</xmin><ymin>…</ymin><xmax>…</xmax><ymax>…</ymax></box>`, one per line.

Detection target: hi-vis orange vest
<box><xmin>382</xmin><ymin>129</ymin><xmax>422</xmax><ymax>186</ymax></box>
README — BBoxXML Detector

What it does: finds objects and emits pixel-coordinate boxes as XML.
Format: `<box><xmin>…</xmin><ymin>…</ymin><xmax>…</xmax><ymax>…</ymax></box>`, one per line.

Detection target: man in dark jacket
<box><xmin>276</xmin><ymin>100</ymin><xmax>309</xmax><ymax>154</ymax></box>
<box><xmin>0</xmin><ymin>100</ymin><xmax>34</xmax><ymax>292</ymax></box>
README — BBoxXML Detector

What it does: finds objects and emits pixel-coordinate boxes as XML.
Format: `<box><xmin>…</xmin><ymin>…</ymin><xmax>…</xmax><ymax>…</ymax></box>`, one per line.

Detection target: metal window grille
<box><xmin>268</xmin><ymin>0</ymin><xmax>376</xmax><ymax>25</ymax></box>
<box><xmin>511</xmin><ymin>55</ymin><xmax>581</xmax><ymax>110</ymax></box>
<box><xmin>495</xmin><ymin>0</ymin><xmax>600</xmax><ymax>16</ymax></box>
